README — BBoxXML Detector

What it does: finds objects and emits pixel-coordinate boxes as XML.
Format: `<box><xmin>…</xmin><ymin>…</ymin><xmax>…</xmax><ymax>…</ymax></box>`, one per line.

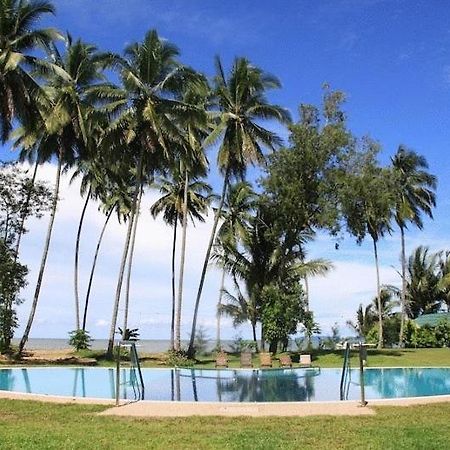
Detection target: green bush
<box><xmin>166</xmin><ymin>350</ymin><xmax>194</xmax><ymax>367</ymax></box>
<box><xmin>68</xmin><ymin>329</ymin><xmax>92</xmax><ymax>351</ymax></box>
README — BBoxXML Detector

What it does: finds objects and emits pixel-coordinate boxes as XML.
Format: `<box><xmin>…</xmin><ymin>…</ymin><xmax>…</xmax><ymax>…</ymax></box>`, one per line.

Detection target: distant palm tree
<box><xmin>0</xmin><ymin>0</ymin><xmax>62</xmax><ymax>142</ymax></box>
<box><xmin>150</xmin><ymin>170</ymin><xmax>211</xmax><ymax>350</ymax></box>
<box><xmin>405</xmin><ymin>246</ymin><xmax>442</xmax><ymax>318</ymax></box>
<box><xmin>346</xmin><ymin>303</ymin><xmax>376</xmax><ymax>339</ymax></box>
<box><xmin>391</xmin><ymin>146</ymin><xmax>436</xmax><ymax>345</ymax></box>
<box><xmin>187</xmin><ymin>56</ymin><xmax>291</xmax><ymax>356</ymax></box>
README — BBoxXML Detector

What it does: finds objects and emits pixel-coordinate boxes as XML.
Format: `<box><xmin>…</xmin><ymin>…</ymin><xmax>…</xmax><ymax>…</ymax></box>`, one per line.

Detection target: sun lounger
<box><xmin>215</xmin><ymin>352</ymin><xmax>229</xmax><ymax>368</ymax></box>
<box><xmin>279</xmin><ymin>354</ymin><xmax>292</xmax><ymax>368</ymax></box>
<box><xmin>240</xmin><ymin>352</ymin><xmax>253</xmax><ymax>368</ymax></box>
<box><xmin>299</xmin><ymin>354</ymin><xmax>312</xmax><ymax>367</ymax></box>
<box><xmin>259</xmin><ymin>352</ymin><xmax>272</xmax><ymax>368</ymax></box>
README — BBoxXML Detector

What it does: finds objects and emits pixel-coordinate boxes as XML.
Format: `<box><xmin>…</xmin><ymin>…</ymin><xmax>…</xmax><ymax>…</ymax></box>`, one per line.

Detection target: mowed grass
<box><xmin>1</xmin><ymin>399</ymin><xmax>450</xmax><ymax>449</ymax></box>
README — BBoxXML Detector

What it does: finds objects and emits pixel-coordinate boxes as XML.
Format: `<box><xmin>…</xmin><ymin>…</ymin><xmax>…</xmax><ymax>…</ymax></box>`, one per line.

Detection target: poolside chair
<box><xmin>215</xmin><ymin>352</ymin><xmax>229</xmax><ymax>368</ymax></box>
<box><xmin>259</xmin><ymin>352</ymin><xmax>272</xmax><ymax>368</ymax></box>
<box><xmin>279</xmin><ymin>354</ymin><xmax>292</xmax><ymax>368</ymax></box>
<box><xmin>240</xmin><ymin>352</ymin><xmax>253</xmax><ymax>368</ymax></box>
<box><xmin>299</xmin><ymin>354</ymin><xmax>312</xmax><ymax>367</ymax></box>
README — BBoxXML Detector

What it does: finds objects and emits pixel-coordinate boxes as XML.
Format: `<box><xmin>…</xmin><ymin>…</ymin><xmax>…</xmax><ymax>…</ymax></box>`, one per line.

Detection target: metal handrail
<box><xmin>115</xmin><ymin>340</ymin><xmax>145</xmax><ymax>405</ymax></box>
<box><xmin>339</xmin><ymin>341</ymin><xmax>351</xmax><ymax>400</ymax></box>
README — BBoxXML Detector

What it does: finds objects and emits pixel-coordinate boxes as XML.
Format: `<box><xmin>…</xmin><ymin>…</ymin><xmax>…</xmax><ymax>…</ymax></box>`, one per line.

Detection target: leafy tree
<box><xmin>187</xmin><ymin>56</ymin><xmax>290</xmax><ymax>356</ymax></box>
<box><xmin>391</xmin><ymin>146</ymin><xmax>437</xmax><ymax>345</ymax></box>
<box><xmin>0</xmin><ymin>0</ymin><xmax>62</xmax><ymax>142</ymax></box>
<box><xmin>0</xmin><ymin>162</ymin><xmax>52</xmax><ymax>247</ymax></box>
<box><xmin>0</xmin><ymin>239</ymin><xmax>27</xmax><ymax>353</ymax></box>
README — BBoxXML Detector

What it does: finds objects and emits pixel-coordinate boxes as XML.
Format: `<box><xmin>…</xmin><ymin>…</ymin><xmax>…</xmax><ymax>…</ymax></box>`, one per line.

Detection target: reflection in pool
<box><xmin>1</xmin><ymin>367</ymin><xmax>450</xmax><ymax>402</ymax></box>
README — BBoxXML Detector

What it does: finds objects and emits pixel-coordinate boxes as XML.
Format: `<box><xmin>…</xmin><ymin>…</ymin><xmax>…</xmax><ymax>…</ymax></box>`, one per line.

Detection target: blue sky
<box><xmin>2</xmin><ymin>0</ymin><xmax>450</xmax><ymax>342</ymax></box>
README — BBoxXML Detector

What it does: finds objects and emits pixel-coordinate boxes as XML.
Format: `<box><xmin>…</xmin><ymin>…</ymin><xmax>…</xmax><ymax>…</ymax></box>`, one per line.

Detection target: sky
<box><xmin>2</xmin><ymin>0</ymin><xmax>450</xmax><ymax>342</ymax></box>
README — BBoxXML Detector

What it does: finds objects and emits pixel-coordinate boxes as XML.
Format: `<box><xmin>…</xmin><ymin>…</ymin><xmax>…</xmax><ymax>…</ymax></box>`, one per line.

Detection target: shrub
<box><xmin>166</xmin><ymin>350</ymin><xmax>194</xmax><ymax>367</ymax></box>
<box><xmin>68</xmin><ymin>329</ymin><xmax>92</xmax><ymax>351</ymax></box>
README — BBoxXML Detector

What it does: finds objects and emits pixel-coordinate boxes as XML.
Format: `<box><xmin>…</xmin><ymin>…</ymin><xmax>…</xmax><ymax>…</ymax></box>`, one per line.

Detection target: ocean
<box><xmin>12</xmin><ymin>336</ymin><xmax>327</xmax><ymax>352</ymax></box>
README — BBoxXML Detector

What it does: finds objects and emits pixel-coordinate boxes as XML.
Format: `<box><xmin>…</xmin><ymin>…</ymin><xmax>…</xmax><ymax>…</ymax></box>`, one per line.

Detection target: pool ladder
<box><xmin>340</xmin><ymin>341</ymin><xmax>351</xmax><ymax>400</ymax></box>
<box><xmin>115</xmin><ymin>341</ymin><xmax>145</xmax><ymax>405</ymax></box>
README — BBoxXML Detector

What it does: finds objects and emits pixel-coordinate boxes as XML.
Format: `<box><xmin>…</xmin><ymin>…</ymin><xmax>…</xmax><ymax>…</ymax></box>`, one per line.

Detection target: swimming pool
<box><xmin>1</xmin><ymin>367</ymin><xmax>450</xmax><ymax>402</ymax></box>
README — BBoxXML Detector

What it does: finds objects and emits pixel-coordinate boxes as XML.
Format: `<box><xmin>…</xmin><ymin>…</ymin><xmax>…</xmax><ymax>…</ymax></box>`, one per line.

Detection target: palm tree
<box><xmin>0</xmin><ymin>0</ymin><xmax>61</xmax><ymax>142</ymax></box>
<box><xmin>391</xmin><ymin>146</ymin><xmax>436</xmax><ymax>345</ymax></box>
<box><xmin>346</xmin><ymin>303</ymin><xmax>376</xmax><ymax>339</ymax></box>
<box><xmin>17</xmin><ymin>37</ymin><xmax>111</xmax><ymax>354</ymax></box>
<box><xmin>81</xmin><ymin>184</ymin><xmax>133</xmax><ymax>331</ymax></box>
<box><xmin>150</xmin><ymin>170</ymin><xmax>212</xmax><ymax>350</ymax></box>
<box><xmin>405</xmin><ymin>246</ymin><xmax>442</xmax><ymax>318</ymax></box>
<box><xmin>187</xmin><ymin>56</ymin><xmax>291</xmax><ymax>356</ymax></box>
<box><xmin>104</xmin><ymin>29</ymin><xmax>201</xmax><ymax>357</ymax></box>
<box><xmin>214</xmin><ymin>181</ymin><xmax>256</xmax><ymax>348</ymax></box>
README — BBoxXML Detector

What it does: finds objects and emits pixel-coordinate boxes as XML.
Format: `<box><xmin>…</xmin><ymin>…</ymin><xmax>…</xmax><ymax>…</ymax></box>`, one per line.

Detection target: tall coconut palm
<box><xmin>150</xmin><ymin>170</ymin><xmax>212</xmax><ymax>350</ymax></box>
<box><xmin>391</xmin><ymin>146</ymin><xmax>436</xmax><ymax>345</ymax></box>
<box><xmin>81</xmin><ymin>183</ymin><xmax>133</xmax><ymax>331</ymax></box>
<box><xmin>0</xmin><ymin>0</ymin><xmax>62</xmax><ymax>142</ymax></box>
<box><xmin>187</xmin><ymin>56</ymin><xmax>291</xmax><ymax>356</ymax></box>
<box><xmin>104</xmin><ymin>29</ymin><xmax>201</xmax><ymax>357</ymax></box>
<box><xmin>17</xmin><ymin>37</ymin><xmax>112</xmax><ymax>354</ymax></box>
<box><xmin>214</xmin><ymin>181</ymin><xmax>257</xmax><ymax>348</ymax></box>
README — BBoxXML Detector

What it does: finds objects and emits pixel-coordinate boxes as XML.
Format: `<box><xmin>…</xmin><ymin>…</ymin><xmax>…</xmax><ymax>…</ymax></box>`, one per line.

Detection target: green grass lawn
<box><xmin>1</xmin><ymin>399</ymin><xmax>450</xmax><ymax>449</ymax></box>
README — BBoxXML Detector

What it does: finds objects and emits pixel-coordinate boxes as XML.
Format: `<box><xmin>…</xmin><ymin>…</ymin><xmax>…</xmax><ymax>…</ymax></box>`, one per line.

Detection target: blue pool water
<box><xmin>1</xmin><ymin>367</ymin><xmax>450</xmax><ymax>402</ymax></box>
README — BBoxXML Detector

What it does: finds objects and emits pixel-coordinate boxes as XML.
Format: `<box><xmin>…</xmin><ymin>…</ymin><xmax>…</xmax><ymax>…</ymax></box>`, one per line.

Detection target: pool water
<box><xmin>1</xmin><ymin>367</ymin><xmax>450</xmax><ymax>402</ymax></box>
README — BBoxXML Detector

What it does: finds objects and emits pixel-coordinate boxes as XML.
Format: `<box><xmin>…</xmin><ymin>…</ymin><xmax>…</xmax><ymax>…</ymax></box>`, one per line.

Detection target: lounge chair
<box><xmin>240</xmin><ymin>352</ymin><xmax>253</xmax><ymax>368</ymax></box>
<box><xmin>259</xmin><ymin>352</ymin><xmax>272</xmax><ymax>368</ymax></box>
<box><xmin>299</xmin><ymin>354</ymin><xmax>312</xmax><ymax>367</ymax></box>
<box><xmin>215</xmin><ymin>352</ymin><xmax>229</xmax><ymax>368</ymax></box>
<box><xmin>279</xmin><ymin>354</ymin><xmax>292</xmax><ymax>368</ymax></box>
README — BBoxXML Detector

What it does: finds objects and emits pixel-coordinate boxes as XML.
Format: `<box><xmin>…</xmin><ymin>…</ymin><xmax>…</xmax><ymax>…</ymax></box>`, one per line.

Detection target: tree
<box><xmin>340</xmin><ymin>141</ymin><xmax>393</xmax><ymax>348</ymax></box>
<box><xmin>151</xmin><ymin>170</ymin><xmax>211</xmax><ymax>350</ymax></box>
<box><xmin>187</xmin><ymin>56</ymin><xmax>291</xmax><ymax>356</ymax></box>
<box><xmin>105</xmin><ymin>29</ymin><xmax>201</xmax><ymax>357</ymax></box>
<box><xmin>347</xmin><ymin>303</ymin><xmax>376</xmax><ymax>339</ymax></box>
<box><xmin>0</xmin><ymin>162</ymin><xmax>52</xmax><ymax>247</ymax></box>
<box><xmin>17</xmin><ymin>37</ymin><xmax>112</xmax><ymax>354</ymax></box>
<box><xmin>391</xmin><ymin>146</ymin><xmax>436</xmax><ymax>345</ymax></box>
<box><xmin>0</xmin><ymin>0</ymin><xmax>62</xmax><ymax>142</ymax></box>
<box><xmin>405</xmin><ymin>246</ymin><xmax>442</xmax><ymax>318</ymax></box>
<box><xmin>214</xmin><ymin>181</ymin><xmax>257</xmax><ymax>349</ymax></box>
<box><xmin>0</xmin><ymin>239</ymin><xmax>27</xmax><ymax>353</ymax></box>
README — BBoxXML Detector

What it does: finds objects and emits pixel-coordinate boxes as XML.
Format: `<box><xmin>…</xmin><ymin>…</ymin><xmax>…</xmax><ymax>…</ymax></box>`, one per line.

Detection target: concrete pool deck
<box><xmin>2</xmin><ymin>389</ymin><xmax>450</xmax><ymax>417</ymax></box>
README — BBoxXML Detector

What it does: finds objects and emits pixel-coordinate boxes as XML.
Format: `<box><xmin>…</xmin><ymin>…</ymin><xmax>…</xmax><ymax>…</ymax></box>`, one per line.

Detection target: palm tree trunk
<box><xmin>122</xmin><ymin>186</ymin><xmax>143</xmax><ymax>335</ymax></box>
<box><xmin>373</xmin><ymin>238</ymin><xmax>383</xmax><ymax>349</ymax></box>
<box><xmin>18</xmin><ymin>155</ymin><xmax>62</xmax><ymax>355</ymax></box>
<box><xmin>170</xmin><ymin>215</ymin><xmax>178</xmax><ymax>351</ymax></box>
<box><xmin>216</xmin><ymin>267</ymin><xmax>225</xmax><ymax>350</ymax></box>
<box><xmin>399</xmin><ymin>224</ymin><xmax>407</xmax><ymax>346</ymax></box>
<box><xmin>14</xmin><ymin>160</ymin><xmax>39</xmax><ymax>257</ymax></box>
<box><xmin>82</xmin><ymin>206</ymin><xmax>114</xmax><ymax>331</ymax></box>
<box><xmin>187</xmin><ymin>172</ymin><xmax>229</xmax><ymax>357</ymax></box>
<box><xmin>175</xmin><ymin>170</ymin><xmax>189</xmax><ymax>352</ymax></box>
<box><xmin>304</xmin><ymin>275</ymin><xmax>310</xmax><ymax>312</ymax></box>
<box><xmin>106</xmin><ymin>153</ymin><xmax>143</xmax><ymax>358</ymax></box>
<box><xmin>74</xmin><ymin>187</ymin><xmax>91</xmax><ymax>330</ymax></box>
